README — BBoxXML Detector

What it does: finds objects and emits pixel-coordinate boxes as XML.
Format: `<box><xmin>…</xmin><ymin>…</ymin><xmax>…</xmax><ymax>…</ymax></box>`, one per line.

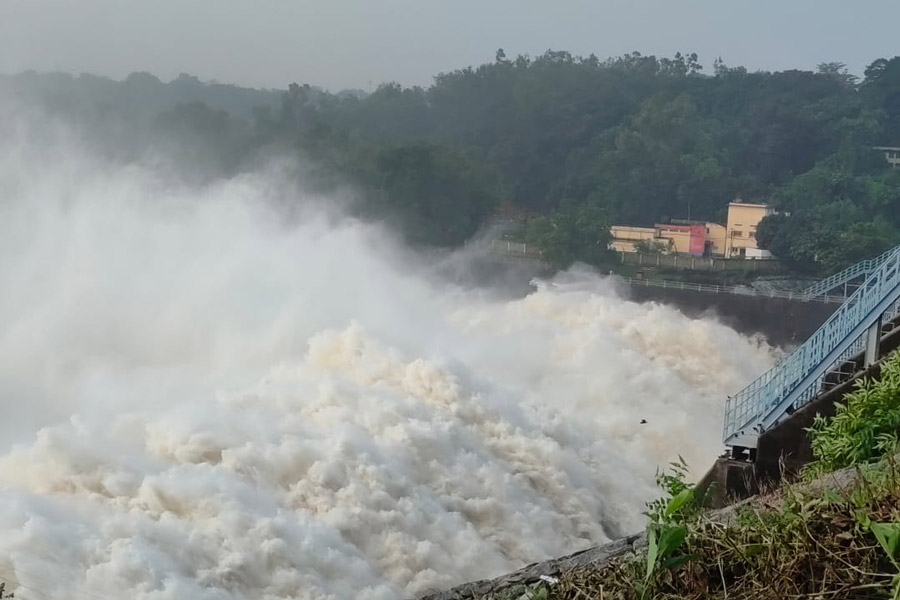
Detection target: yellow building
<box><xmin>654</xmin><ymin>224</ymin><xmax>694</xmax><ymax>254</ymax></box>
<box><xmin>611</xmin><ymin>202</ymin><xmax>775</xmax><ymax>259</ymax></box>
<box><xmin>610</xmin><ymin>225</ymin><xmax>660</xmax><ymax>253</ymax></box>
<box><xmin>725</xmin><ymin>202</ymin><xmax>774</xmax><ymax>258</ymax></box>
<box><xmin>705</xmin><ymin>223</ymin><xmax>727</xmax><ymax>256</ymax></box>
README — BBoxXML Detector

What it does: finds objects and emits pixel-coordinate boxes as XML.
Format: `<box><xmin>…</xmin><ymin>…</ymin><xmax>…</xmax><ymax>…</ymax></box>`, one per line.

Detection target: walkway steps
<box><xmin>723</xmin><ymin>244</ymin><xmax>900</xmax><ymax>449</ymax></box>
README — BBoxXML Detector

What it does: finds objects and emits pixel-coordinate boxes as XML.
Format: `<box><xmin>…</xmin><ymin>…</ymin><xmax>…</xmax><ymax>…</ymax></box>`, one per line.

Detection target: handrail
<box><xmin>803</xmin><ymin>246</ymin><xmax>899</xmax><ymax>298</ymax></box>
<box><xmin>724</xmin><ymin>245</ymin><xmax>900</xmax><ymax>448</ymax></box>
<box><xmin>488</xmin><ymin>240</ymin><xmax>544</xmax><ymax>257</ymax></box>
<box><xmin>484</xmin><ymin>239</ymin><xmax>900</xmax><ymax>310</ymax></box>
<box><xmin>620</xmin><ymin>277</ymin><xmax>845</xmax><ymax>304</ymax></box>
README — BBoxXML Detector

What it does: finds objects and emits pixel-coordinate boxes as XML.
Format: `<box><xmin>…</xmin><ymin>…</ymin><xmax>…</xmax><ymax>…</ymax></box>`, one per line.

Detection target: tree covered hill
<box><xmin>4</xmin><ymin>51</ymin><xmax>900</xmax><ymax>273</ymax></box>
<box><xmin>0</xmin><ymin>70</ymin><xmax>285</xmax><ymax>120</ymax></box>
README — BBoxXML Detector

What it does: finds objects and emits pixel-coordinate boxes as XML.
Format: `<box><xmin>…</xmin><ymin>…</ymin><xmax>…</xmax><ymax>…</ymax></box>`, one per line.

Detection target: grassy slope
<box><xmin>484</xmin><ymin>457</ymin><xmax>900</xmax><ymax>600</ymax></box>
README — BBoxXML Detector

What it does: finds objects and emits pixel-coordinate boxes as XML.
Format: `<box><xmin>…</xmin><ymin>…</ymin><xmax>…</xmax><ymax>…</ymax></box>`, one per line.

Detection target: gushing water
<box><xmin>0</xmin><ymin>127</ymin><xmax>776</xmax><ymax>599</ymax></box>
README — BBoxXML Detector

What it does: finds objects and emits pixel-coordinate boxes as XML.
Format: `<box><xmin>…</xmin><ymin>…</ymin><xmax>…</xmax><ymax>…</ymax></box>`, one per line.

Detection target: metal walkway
<box><xmin>724</xmin><ymin>244</ymin><xmax>900</xmax><ymax>449</ymax></box>
<box><xmin>803</xmin><ymin>246</ymin><xmax>899</xmax><ymax>299</ymax></box>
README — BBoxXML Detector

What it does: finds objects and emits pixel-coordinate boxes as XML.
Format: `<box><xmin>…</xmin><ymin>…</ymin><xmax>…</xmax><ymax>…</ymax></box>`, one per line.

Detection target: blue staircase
<box><xmin>803</xmin><ymin>246</ymin><xmax>900</xmax><ymax>299</ymax></box>
<box><xmin>724</xmin><ymin>244</ymin><xmax>900</xmax><ymax>449</ymax></box>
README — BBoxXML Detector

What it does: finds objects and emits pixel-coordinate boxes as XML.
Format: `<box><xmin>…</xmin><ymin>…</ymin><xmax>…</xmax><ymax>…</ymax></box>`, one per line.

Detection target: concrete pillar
<box><xmin>865</xmin><ymin>314</ymin><xmax>884</xmax><ymax>367</ymax></box>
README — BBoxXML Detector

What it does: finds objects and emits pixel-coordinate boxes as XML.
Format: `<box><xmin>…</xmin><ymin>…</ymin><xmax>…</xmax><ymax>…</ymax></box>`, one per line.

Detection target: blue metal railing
<box><xmin>724</xmin><ymin>244</ymin><xmax>900</xmax><ymax>448</ymax></box>
<box><xmin>804</xmin><ymin>246</ymin><xmax>899</xmax><ymax>299</ymax></box>
<box><xmin>621</xmin><ymin>277</ymin><xmax>844</xmax><ymax>303</ymax></box>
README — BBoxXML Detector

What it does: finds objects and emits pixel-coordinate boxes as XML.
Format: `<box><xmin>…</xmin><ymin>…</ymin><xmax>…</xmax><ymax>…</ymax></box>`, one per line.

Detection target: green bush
<box><xmin>524</xmin><ymin>203</ymin><xmax>613</xmax><ymax>269</ymax></box>
<box><xmin>805</xmin><ymin>350</ymin><xmax>900</xmax><ymax>478</ymax></box>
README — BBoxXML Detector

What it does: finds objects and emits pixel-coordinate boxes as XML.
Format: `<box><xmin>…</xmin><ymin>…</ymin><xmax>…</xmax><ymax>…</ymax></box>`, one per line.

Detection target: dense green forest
<box><xmin>4</xmin><ymin>51</ymin><xmax>900</xmax><ymax>274</ymax></box>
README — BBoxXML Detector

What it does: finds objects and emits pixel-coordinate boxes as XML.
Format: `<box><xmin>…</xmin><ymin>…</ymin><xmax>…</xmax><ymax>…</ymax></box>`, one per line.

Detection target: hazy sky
<box><xmin>1</xmin><ymin>0</ymin><xmax>898</xmax><ymax>91</ymax></box>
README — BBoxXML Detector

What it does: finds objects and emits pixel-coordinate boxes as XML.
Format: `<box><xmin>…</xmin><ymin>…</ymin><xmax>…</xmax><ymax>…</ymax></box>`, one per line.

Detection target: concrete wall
<box><xmin>618</xmin><ymin>251</ymin><xmax>782</xmax><ymax>272</ymax></box>
<box><xmin>625</xmin><ymin>284</ymin><xmax>837</xmax><ymax>347</ymax></box>
<box><xmin>655</xmin><ymin>223</ymin><xmax>706</xmax><ymax>255</ymax></box>
<box><xmin>706</xmin><ymin>223</ymin><xmax>727</xmax><ymax>256</ymax></box>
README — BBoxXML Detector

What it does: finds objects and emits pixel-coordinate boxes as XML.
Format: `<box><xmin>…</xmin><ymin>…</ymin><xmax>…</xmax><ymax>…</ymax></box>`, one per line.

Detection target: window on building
<box><xmin>733</xmin><ymin>230</ymin><xmax>743</xmax><ymax>238</ymax></box>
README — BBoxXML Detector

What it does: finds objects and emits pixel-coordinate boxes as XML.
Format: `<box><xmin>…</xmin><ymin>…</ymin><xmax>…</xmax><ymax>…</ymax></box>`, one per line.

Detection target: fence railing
<box><xmin>723</xmin><ymin>244</ymin><xmax>900</xmax><ymax>448</ymax></box>
<box><xmin>487</xmin><ymin>243</ymin><xmax>782</xmax><ymax>272</ymax></box>
<box><xmin>622</xmin><ymin>277</ymin><xmax>845</xmax><ymax>304</ymax></box>
<box><xmin>488</xmin><ymin>240</ymin><xmax>545</xmax><ymax>258</ymax></box>
<box><xmin>618</xmin><ymin>251</ymin><xmax>782</xmax><ymax>272</ymax></box>
<box><xmin>803</xmin><ymin>246</ymin><xmax>900</xmax><ymax>298</ymax></box>
<box><xmin>484</xmin><ymin>242</ymin><xmax>884</xmax><ymax>308</ymax></box>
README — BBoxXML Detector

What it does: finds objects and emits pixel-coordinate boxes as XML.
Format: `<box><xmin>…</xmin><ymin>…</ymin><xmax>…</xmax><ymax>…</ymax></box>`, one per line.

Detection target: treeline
<box><xmin>4</xmin><ymin>51</ymin><xmax>900</xmax><ymax>273</ymax></box>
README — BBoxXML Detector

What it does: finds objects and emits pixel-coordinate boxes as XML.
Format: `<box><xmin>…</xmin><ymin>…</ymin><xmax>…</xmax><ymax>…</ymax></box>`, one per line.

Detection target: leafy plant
<box><xmin>492</xmin><ymin>583</ymin><xmax>549</xmax><ymax>600</ymax></box>
<box><xmin>871</xmin><ymin>522</ymin><xmax>900</xmax><ymax>561</ymax></box>
<box><xmin>642</xmin><ymin>457</ymin><xmax>699</xmax><ymax>590</ymax></box>
<box><xmin>645</xmin><ymin>524</ymin><xmax>689</xmax><ymax>580</ymax></box>
<box><xmin>645</xmin><ymin>456</ymin><xmax>696</xmax><ymax>526</ymax></box>
<box><xmin>868</xmin><ymin>521</ymin><xmax>900</xmax><ymax>600</ymax></box>
<box><xmin>805</xmin><ymin>351</ymin><xmax>900</xmax><ymax>478</ymax></box>
<box><xmin>526</xmin><ymin>586</ymin><xmax>549</xmax><ymax>600</ymax></box>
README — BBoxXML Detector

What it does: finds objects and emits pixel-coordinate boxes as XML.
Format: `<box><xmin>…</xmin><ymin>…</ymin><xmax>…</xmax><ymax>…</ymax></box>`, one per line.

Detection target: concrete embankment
<box><xmin>415</xmin><ymin>534</ymin><xmax>643</xmax><ymax>600</ymax></box>
<box><xmin>623</xmin><ymin>284</ymin><xmax>837</xmax><ymax>347</ymax></box>
<box><xmin>447</xmin><ymin>255</ymin><xmax>832</xmax><ymax>348</ymax></box>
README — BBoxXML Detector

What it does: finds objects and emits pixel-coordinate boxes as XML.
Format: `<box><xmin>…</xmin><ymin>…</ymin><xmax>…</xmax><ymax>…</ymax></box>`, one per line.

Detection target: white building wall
<box><xmin>745</xmin><ymin>247</ymin><xmax>774</xmax><ymax>260</ymax></box>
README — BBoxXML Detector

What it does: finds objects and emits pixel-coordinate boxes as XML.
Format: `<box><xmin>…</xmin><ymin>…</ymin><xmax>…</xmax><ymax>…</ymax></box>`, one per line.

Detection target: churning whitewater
<box><xmin>0</xmin><ymin>132</ymin><xmax>776</xmax><ymax>599</ymax></box>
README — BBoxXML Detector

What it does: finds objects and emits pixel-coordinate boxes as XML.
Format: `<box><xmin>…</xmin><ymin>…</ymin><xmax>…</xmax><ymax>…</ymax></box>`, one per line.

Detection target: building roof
<box><xmin>655</xmin><ymin>223</ymin><xmax>704</xmax><ymax>231</ymax></box>
<box><xmin>728</xmin><ymin>202</ymin><xmax>770</xmax><ymax>208</ymax></box>
<box><xmin>610</xmin><ymin>225</ymin><xmax>656</xmax><ymax>232</ymax></box>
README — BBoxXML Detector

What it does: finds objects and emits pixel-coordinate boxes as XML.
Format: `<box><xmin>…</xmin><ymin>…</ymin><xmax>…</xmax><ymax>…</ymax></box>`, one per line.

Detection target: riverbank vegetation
<box><xmin>4</xmin><ymin>52</ymin><xmax>900</xmax><ymax>272</ymax></box>
<box><xmin>546</xmin><ymin>457</ymin><xmax>900</xmax><ymax>599</ymax></box>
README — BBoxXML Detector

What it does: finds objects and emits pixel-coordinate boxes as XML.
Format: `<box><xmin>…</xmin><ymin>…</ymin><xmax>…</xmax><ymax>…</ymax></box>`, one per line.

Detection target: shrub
<box><xmin>805</xmin><ymin>350</ymin><xmax>900</xmax><ymax>478</ymax></box>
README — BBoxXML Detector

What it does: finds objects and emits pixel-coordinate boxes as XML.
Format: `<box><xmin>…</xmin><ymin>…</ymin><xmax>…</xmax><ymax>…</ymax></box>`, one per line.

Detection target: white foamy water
<box><xmin>0</xmin><ymin>129</ymin><xmax>777</xmax><ymax>599</ymax></box>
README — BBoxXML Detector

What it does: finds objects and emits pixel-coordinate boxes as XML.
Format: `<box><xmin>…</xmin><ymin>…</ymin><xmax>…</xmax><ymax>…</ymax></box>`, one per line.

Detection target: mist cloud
<box><xmin>0</xmin><ymin>114</ymin><xmax>776</xmax><ymax>599</ymax></box>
